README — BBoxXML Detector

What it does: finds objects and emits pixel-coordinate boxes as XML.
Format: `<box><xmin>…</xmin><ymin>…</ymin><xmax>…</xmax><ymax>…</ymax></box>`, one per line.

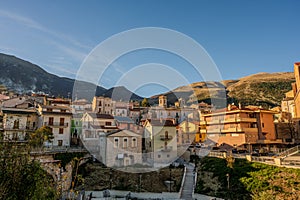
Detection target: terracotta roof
<box><xmin>147</xmin><ymin>119</ymin><xmax>176</xmax><ymax>126</ymax></box>
<box><xmin>90</xmin><ymin>124</ymin><xmax>118</xmax><ymax>129</ymax></box>
<box><xmin>88</xmin><ymin>113</ymin><xmax>114</xmax><ymax>119</ymax></box>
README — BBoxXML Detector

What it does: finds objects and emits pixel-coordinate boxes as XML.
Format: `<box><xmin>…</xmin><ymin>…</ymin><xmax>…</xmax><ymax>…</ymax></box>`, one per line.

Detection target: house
<box><xmin>148</xmin><ymin>95</ymin><xmax>197</xmax><ymax>122</ymax></box>
<box><xmin>81</xmin><ymin>112</ymin><xmax>118</xmax><ymax>155</ymax></box>
<box><xmin>71</xmin><ymin>99</ymin><xmax>92</xmax><ymax>114</ymax></box>
<box><xmin>99</xmin><ymin>129</ymin><xmax>142</xmax><ymax>167</ymax></box>
<box><xmin>143</xmin><ymin>119</ymin><xmax>177</xmax><ymax>166</ymax></box>
<box><xmin>92</xmin><ymin>96</ymin><xmax>115</xmax><ymax>114</ymax></box>
<box><xmin>37</xmin><ymin>104</ymin><xmax>72</xmax><ymax>147</ymax></box>
<box><xmin>114</xmin><ymin>101</ymin><xmax>133</xmax><ymax>117</ymax></box>
<box><xmin>202</xmin><ymin>104</ymin><xmax>278</xmax><ymax>152</ymax></box>
<box><xmin>70</xmin><ymin>113</ymin><xmax>83</xmax><ymax>145</ymax></box>
<box><xmin>1</xmin><ymin>107</ymin><xmax>38</xmax><ymax>141</ymax></box>
<box><xmin>177</xmin><ymin>120</ymin><xmax>199</xmax><ymax>146</ymax></box>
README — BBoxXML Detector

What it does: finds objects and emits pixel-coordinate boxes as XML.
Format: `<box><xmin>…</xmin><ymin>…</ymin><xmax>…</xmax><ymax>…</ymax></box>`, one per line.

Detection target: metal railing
<box><xmin>278</xmin><ymin>145</ymin><xmax>300</xmax><ymax>158</ymax></box>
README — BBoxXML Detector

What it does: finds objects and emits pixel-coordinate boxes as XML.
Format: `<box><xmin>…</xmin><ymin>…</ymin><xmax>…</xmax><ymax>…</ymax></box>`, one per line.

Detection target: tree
<box><xmin>29</xmin><ymin>126</ymin><xmax>54</xmax><ymax>149</ymax></box>
<box><xmin>141</xmin><ymin>98</ymin><xmax>150</xmax><ymax>107</ymax></box>
<box><xmin>0</xmin><ymin>133</ymin><xmax>57</xmax><ymax>199</ymax></box>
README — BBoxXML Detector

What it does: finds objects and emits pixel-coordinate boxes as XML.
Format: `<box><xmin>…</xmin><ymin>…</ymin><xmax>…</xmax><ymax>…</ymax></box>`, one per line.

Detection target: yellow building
<box><xmin>144</xmin><ymin>119</ymin><xmax>177</xmax><ymax>166</ymax></box>
<box><xmin>177</xmin><ymin>120</ymin><xmax>199</xmax><ymax>145</ymax></box>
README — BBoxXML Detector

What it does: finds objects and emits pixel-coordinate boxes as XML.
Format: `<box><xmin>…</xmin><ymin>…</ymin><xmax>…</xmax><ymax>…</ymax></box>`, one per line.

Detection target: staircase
<box><xmin>278</xmin><ymin>145</ymin><xmax>300</xmax><ymax>158</ymax></box>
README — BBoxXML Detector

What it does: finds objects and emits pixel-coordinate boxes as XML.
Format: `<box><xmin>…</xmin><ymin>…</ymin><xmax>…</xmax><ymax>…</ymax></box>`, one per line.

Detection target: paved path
<box><xmin>180</xmin><ymin>163</ymin><xmax>195</xmax><ymax>200</ymax></box>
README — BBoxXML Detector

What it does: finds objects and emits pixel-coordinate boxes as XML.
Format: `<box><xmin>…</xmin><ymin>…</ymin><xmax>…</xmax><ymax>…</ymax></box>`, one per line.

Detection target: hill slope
<box><xmin>152</xmin><ymin>72</ymin><xmax>294</xmax><ymax>108</ymax></box>
<box><xmin>226</xmin><ymin>72</ymin><xmax>294</xmax><ymax>107</ymax></box>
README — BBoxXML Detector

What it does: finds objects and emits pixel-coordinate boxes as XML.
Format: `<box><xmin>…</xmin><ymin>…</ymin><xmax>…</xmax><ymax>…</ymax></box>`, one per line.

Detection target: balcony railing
<box><xmin>44</xmin><ymin>122</ymin><xmax>68</xmax><ymax>127</ymax></box>
<box><xmin>160</xmin><ymin>135</ymin><xmax>173</xmax><ymax>141</ymax></box>
<box><xmin>3</xmin><ymin>126</ymin><xmax>36</xmax><ymax>131</ymax></box>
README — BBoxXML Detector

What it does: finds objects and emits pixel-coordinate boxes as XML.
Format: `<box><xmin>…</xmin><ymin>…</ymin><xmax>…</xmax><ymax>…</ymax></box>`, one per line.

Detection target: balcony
<box><xmin>207</xmin><ymin>128</ymin><xmax>221</xmax><ymax>133</ymax></box>
<box><xmin>160</xmin><ymin>135</ymin><xmax>173</xmax><ymax>141</ymax></box>
<box><xmin>236</xmin><ymin>117</ymin><xmax>257</xmax><ymax>123</ymax></box>
<box><xmin>3</xmin><ymin>126</ymin><xmax>36</xmax><ymax>131</ymax></box>
<box><xmin>44</xmin><ymin>122</ymin><xmax>68</xmax><ymax>127</ymax></box>
<box><xmin>206</xmin><ymin>120</ymin><xmax>220</xmax><ymax>125</ymax></box>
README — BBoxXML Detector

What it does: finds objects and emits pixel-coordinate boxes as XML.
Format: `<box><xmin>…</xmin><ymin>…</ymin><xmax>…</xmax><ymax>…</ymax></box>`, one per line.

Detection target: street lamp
<box><xmin>226</xmin><ymin>173</ymin><xmax>230</xmax><ymax>190</ymax></box>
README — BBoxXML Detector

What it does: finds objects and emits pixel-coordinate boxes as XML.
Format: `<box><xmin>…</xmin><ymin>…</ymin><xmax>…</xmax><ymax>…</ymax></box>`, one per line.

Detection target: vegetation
<box><xmin>196</xmin><ymin>157</ymin><xmax>300</xmax><ymax>200</ymax></box>
<box><xmin>0</xmin><ymin>138</ymin><xmax>57</xmax><ymax>199</ymax></box>
<box><xmin>141</xmin><ymin>98</ymin><xmax>150</xmax><ymax>107</ymax></box>
<box><xmin>75</xmin><ymin>161</ymin><xmax>184</xmax><ymax>193</ymax></box>
<box><xmin>229</xmin><ymin>80</ymin><xmax>294</xmax><ymax>107</ymax></box>
<box><xmin>29</xmin><ymin>126</ymin><xmax>54</xmax><ymax>149</ymax></box>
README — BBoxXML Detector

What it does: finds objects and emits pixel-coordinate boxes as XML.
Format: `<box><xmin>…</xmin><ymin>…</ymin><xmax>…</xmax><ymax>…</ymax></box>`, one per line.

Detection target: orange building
<box><xmin>293</xmin><ymin>62</ymin><xmax>300</xmax><ymax>118</ymax></box>
<box><xmin>202</xmin><ymin>104</ymin><xmax>278</xmax><ymax>151</ymax></box>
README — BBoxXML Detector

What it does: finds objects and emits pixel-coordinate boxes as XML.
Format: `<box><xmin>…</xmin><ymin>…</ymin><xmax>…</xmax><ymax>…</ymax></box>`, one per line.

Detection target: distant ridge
<box><xmin>0</xmin><ymin>53</ymin><xmax>143</xmax><ymax>101</ymax></box>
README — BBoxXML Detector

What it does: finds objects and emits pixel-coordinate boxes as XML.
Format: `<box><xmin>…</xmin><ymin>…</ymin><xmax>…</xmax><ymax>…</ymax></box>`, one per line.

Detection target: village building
<box><xmin>81</xmin><ymin>112</ymin><xmax>118</xmax><ymax>156</ymax></box>
<box><xmin>37</xmin><ymin>104</ymin><xmax>72</xmax><ymax>147</ymax></box>
<box><xmin>143</xmin><ymin>119</ymin><xmax>177</xmax><ymax>166</ymax></box>
<box><xmin>202</xmin><ymin>104</ymin><xmax>279</xmax><ymax>152</ymax></box>
<box><xmin>99</xmin><ymin>129</ymin><xmax>142</xmax><ymax>167</ymax></box>
<box><xmin>91</xmin><ymin>96</ymin><xmax>114</xmax><ymax>115</ymax></box>
<box><xmin>1</xmin><ymin>107</ymin><xmax>38</xmax><ymax>141</ymax></box>
<box><xmin>71</xmin><ymin>98</ymin><xmax>92</xmax><ymax>114</ymax></box>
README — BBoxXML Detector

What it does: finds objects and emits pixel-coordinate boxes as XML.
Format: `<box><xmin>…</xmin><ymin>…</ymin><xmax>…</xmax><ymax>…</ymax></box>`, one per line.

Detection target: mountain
<box><xmin>151</xmin><ymin>72</ymin><xmax>295</xmax><ymax>108</ymax></box>
<box><xmin>0</xmin><ymin>53</ymin><xmax>142</xmax><ymax>101</ymax></box>
<box><xmin>102</xmin><ymin>86</ymin><xmax>143</xmax><ymax>101</ymax></box>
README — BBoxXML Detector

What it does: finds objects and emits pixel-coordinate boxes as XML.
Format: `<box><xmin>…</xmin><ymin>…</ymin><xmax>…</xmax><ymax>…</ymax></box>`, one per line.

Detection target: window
<box><xmin>262</xmin><ymin>123</ymin><xmax>264</xmax><ymax>128</ymax></box>
<box><xmin>132</xmin><ymin>137</ymin><xmax>137</xmax><ymax>147</ymax></box>
<box><xmin>59</xmin><ymin>128</ymin><xmax>64</xmax><ymax>134</ymax></box>
<box><xmin>61</xmin><ymin>109</ymin><xmax>66</xmax><ymax>113</ymax></box>
<box><xmin>58</xmin><ymin>140</ymin><xmax>63</xmax><ymax>146</ymax></box>
<box><xmin>114</xmin><ymin>137</ymin><xmax>119</xmax><ymax>148</ymax></box>
<box><xmin>105</xmin><ymin>121</ymin><xmax>112</xmax><ymax>126</ymax></box>
<box><xmin>49</xmin><ymin>117</ymin><xmax>54</xmax><ymax>126</ymax></box>
<box><xmin>123</xmin><ymin>138</ymin><xmax>128</xmax><ymax>148</ymax></box>
<box><xmin>158</xmin><ymin>154</ymin><xmax>161</xmax><ymax>158</ymax></box>
<box><xmin>47</xmin><ymin>108</ymin><xmax>53</xmax><ymax>112</ymax></box>
<box><xmin>60</xmin><ymin>118</ymin><xmax>65</xmax><ymax>126</ymax></box>
<box><xmin>99</xmin><ymin>101</ymin><xmax>102</xmax><ymax>106</ymax></box>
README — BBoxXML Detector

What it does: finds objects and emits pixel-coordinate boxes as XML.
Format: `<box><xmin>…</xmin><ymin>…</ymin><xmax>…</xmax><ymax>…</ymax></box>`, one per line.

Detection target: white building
<box><xmin>37</xmin><ymin>105</ymin><xmax>72</xmax><ymax>147</ymax></box>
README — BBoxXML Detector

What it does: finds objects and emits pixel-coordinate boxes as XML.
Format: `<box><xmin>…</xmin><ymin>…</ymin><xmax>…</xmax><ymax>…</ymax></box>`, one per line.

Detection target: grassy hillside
<box><xmin>196</xmin><ymin>157</ymin><xmax>300</xmax><ymax>200</ymax></box>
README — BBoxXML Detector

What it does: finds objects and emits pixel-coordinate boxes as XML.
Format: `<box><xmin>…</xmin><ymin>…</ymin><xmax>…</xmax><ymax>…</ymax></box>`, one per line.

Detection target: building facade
<box><xmin>202</xmin><ymin>104</ymin><xmax>277</xmax><ymax>151</ymax></box>
<box><xmin>37</xmin><ymin>105</ymin><xmax>72</xmax><ymax>147</ymax></box>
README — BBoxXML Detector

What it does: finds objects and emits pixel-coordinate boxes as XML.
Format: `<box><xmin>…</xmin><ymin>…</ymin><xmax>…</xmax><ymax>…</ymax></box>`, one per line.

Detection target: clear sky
<box><xmin>0</xmin><ymin>0</ymin><xmax>299</xmax><ymax>97</ymax></box>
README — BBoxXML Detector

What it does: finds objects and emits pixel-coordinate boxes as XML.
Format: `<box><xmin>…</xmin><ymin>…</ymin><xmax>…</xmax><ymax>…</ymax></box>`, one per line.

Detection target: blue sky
<box><xmin>0</xmin><ymin>0</ymin><xmax>299</xmax><ymax>97</ymax></box>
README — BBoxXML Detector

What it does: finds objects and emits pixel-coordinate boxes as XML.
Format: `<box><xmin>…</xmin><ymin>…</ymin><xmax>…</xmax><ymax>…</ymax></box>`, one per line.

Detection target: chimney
<box><xmin>227</xmin><ymin>104</ymin><xmax>231</xmax><ymax>111</ymax></box>
<box><xmin>238</xmin><ymin>103</ymin><xmax>242</xmax><ymax>109</ymax></box>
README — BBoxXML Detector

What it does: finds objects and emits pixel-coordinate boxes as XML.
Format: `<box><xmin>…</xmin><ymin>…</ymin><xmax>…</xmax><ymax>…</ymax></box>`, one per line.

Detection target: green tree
<box><xmin>0</xmin><ymin>134</ymin><xmax>57</xmax><ymax>199</ymax></box>
<box><xmin>29</xmin><ymin>126</ymin><xmax>54</xmax><ymax>149</ymax></box>
<box><xmin>141</xmin><ymin>98</ymin><xmax>150</xmax><ymax>107</ymax></box>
